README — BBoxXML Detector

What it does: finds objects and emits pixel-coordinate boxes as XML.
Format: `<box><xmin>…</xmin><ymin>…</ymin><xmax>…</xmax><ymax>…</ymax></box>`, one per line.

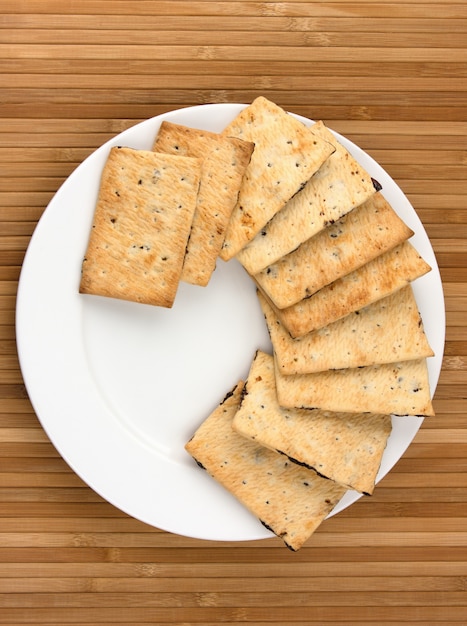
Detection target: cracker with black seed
<box><xmin>79</xmin><ymin>146</ymin><xmax>201</xmax><ymax>307</ymax></box>
<box><xmin>153</xmin><ymin>121</ymin><xmax>254</xmax><ymax>286</ymax></box>
<box><xmin>261</xmin><ymin>241</ymin><xmax>431</xmax><ymax>338</ymax></box>
<box><xmin>232</xmin><ymin>351</ymin><xmax>392</xmax><ymax>495</ymax></box>
<box><xmin>258</xmin><ymin>286</ymin><xmax>434</xmax><ymax>375</ymax></box>
<box><xmin>275</xmin><ymin>357</ymin><xmax>435</xmax><ymax>417</ymax></box>
<box><xmin>236</xmin><ymin>120</ymin><xmax>378</xmax><ymax>275</ymax></box>
<box><xmin>254</xmin><ymin>192</ymin><xmax>414</xmax><ymax>310</ymax></box>
<box><xmin>185</xmin><ymin>379</ymin><xmax>346</xmax><ymax>551</ymax></box>
<box><xmin>219</xmin><ymin>96</ymin><xmax>335</xmax><ymax>261</ymax></box>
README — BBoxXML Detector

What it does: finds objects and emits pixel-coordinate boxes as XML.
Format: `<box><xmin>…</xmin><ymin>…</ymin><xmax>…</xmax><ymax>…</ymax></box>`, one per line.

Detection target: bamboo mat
<box><xmin>1</xmin><ymin>2</ymin><xmax>467</xmax><ymax>624</ymax></box>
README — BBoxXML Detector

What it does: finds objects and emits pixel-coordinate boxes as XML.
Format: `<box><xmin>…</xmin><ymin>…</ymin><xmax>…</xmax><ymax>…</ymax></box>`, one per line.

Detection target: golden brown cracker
<box><xmin>263</xmin><ymin>241</ymin><xmax>431</xmax><ymax>337</ymax></box>
<box><xmin>153</xmin><ymin>121</ymin><xmax>254</xmax><ymax>286</ymax></box>
<box><xmin>80</xmin><ymin>146</ymin><xmax>201</xmax><ymax>307</ymax></box>
<box><xmin>185</xmin><ymin>378</ymin><xmax>346</xmax><ymax>551</ymax></box>
<box><xmin>258</xmin><ymin>286</ymin><xmax>434</xmax><ymax>374</ymax></box>
<box><xmin>232</xmin><ymin>351</ymin><xmax>392</xmax><ymax>494</ymax></box>
<box><xmin>236</xmin><ymin>121</ymin><xmax>377</xmax><ymax>274</ymax></box>
<box><xmin>219</xmin><ymin>97</ymin><xmax>335</xmax><ymax>260</ymax></box>
<box><xmin>254</xmin><ymin>192</ymin><xmax>414</xmax><ymax>310</ymax></box>
<box><xmin>275</xmin><ymin>357</ymin><xmax>435</xmax><ymax>417</ymax></box>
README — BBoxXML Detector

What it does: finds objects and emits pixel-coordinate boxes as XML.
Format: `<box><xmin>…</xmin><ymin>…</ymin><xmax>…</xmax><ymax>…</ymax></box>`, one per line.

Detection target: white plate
<box><xmin>16</xmin><ymin>104</ymin><xmax>445</xmax><ymax>542</ymax></box>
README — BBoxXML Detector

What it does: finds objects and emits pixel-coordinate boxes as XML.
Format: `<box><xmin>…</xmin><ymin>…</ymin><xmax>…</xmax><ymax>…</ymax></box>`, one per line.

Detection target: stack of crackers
<box><xmin>80</xmin><ymin>122</ymin><xmax>255</xmax><ymax>304</ymax></box>
<box><xmin>79</xmin><ymin>96</ymin><xmax>435</xmax><ymax>550</ymax></box>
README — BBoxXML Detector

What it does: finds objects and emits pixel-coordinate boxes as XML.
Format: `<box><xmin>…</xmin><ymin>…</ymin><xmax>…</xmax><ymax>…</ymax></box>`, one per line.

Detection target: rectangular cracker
<box><xmin>262</xmin><ymin>241</ymin><xmax>432</xmax><ymax>337</ymax></box>
<box><xmin>219</xmin><ymin>97</ymin><xmax>335</xmax><ymax>261</ymax></box>
<box><xmin>254</xmin><ymin>192</ymin><xmax>414</xmax><ymax>309</ymax></box>
<box><xmin>232</xmin><ymin>351</ymin><xmax>392</xmax><ymax>494</ymax></box>
<box><xmin>79</xmin><ymin>146</ymin><xmax>201</xmax><ymax>307</ymax></box>
<box><xmin>258</xmin><ymin>286</ymin><xmax>434</xmax><ymax>375</ymax></box>
<box><xmin>185</xmin><ymin>380</ymin><xmax>346</xmax><ymax>551</ymax></box>
<box><xmin>152</xmin><ymin>121</ymin><xmax>254</xmax><ymax>286</ymax></box>
<box><xmin>275</xmin><ymin>357</ymin><xmax>435</xmax><ymax>417</ymax></box>
<box><xmin>236</xmin><ymin>120</ymin><xmax>378</xmax><ymax>274</ymax></box>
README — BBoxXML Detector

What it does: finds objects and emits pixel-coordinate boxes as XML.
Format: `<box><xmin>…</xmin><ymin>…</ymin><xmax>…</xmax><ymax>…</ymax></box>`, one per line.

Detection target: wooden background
<box><xmin>1</xmin><ymin>1</ymin><xmax>466</xmax><ymax>624</ymax></box>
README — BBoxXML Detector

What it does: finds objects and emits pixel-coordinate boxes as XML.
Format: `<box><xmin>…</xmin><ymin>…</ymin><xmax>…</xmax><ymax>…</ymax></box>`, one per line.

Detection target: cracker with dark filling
<box><xmin>185</xmin><ymin>380</ymin><xmax>346</xmax><ymax>551</ymax></box>
<box><xmin>232</xmin><ymin>351</ymin><xmax>392</xmax><ymax>495</ymax></box>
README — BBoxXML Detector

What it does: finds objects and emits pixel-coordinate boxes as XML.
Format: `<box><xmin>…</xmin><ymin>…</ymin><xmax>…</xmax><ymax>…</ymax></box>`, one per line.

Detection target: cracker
<box><xmin>259</xmin><ymin>286</ymin><xmax>434</xmax><ymax>374</ymax></box>
<box><xmin>185</xmin><ymin>379</ymin><xmax>346</xmax><ymax>551</ymax></box>
<box><xmin>79</xmin><ymin>146</ymin><xmax>201</xmax><ymax>307</ymax></box>
<box><xmin>275</xmin><ymin>357</ymin><xmax>435</xmax><ymax>417</ymax></box>
<box><xmin>263</xmin><ymin>241</ymin><xmax>431</xmax><ymax>337</ymax></box>
<box><xmin>232</xmin><ymin>351</ymin><xmax>392</xmax><ymax>494</ymax></box>
<box><xmin>153</xmin><ymin>121</ymin><xmax>254</xmax><ymax>286</ymax></box>
<box><xmin>219</xmin><ymin>97</ymin><xmax>335</xmax><ymax>260</ymax></box>
<box><xmin>236</xmin><ymin>121</ymin><xmax>377</xmax><ymax>274</ymax></box>
<box><xmin>254</xmin><ymin>192</ymin><xmax>414</xmax><ymax>309</ymax></box>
